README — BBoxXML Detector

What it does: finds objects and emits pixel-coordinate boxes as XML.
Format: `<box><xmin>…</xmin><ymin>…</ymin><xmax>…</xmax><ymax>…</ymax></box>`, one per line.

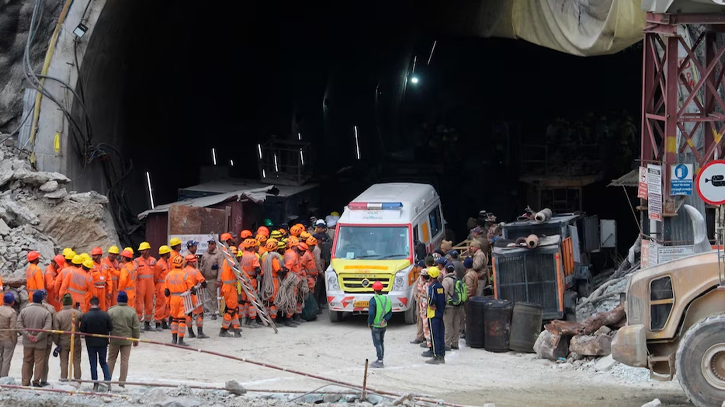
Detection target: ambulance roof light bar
<box><xmin>348</xmin><ymin>202</ymin><xmax>403</xmax><ymax>210</ymax></box>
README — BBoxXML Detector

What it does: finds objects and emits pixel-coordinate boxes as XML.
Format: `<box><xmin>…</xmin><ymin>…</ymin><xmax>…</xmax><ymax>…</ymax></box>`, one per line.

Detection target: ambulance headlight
<box><xmin>327</xmin><ymin>272</ymin><xmax>340</xmax><ymax>290</ymax></box>
<box><xmin>393</xmin><ymin>271</ymin><xmax>407</xmax><ymax>291</ymax></box>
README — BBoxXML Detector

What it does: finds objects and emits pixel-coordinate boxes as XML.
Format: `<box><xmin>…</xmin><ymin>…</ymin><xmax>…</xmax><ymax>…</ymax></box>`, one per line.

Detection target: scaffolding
<box><xmin>257</xmin><ymin>138</ymin><xmax>313</xmax><ymax>186</ymax></box>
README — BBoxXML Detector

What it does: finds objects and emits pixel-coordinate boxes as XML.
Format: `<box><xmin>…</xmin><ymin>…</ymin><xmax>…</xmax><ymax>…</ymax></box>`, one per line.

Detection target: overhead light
<box><xmin>298</xmin><ymin>132</ymin><xmax>302</xmax><ymax>140</ymax></box>
<box><xmin>262</xmin><ymin>168</ymin><xmax>267</xmax><ymax>178</ymax></box>
<box><xmin>257</xmin><ymin>144</ymin><xmax>262</xmax><ymax>160</ymax></box>
<box><xmin>230</xmin><ymin>160</ymin><xmax>234</xmax><ymax>166</ymax></box>
<box><xmin>354</xmin><ymin>126</ymin><xmax>361</xmax><ymax>160</ymax></box>
<box><xmin>299</xmin><ymin>149</ymin><xmax>305</xmax><ymax>166</ymax></box>
<box><xmin>212</xmin><ymin>148</ymin><xmax>217</xmax><ymax>166</ymax></box>
<box><xmin>73</xmin><ymin>23</ymin><xmax>88</xmax><ymax>38</ymax></box>
<box><xmin>145</xmin><ymin>172</ymin><xmax>155</xmax><ymax>209</ymax></box>
<box><xmin>411</xmin><ymin>76</ymin><xmax>419</xmax><ymax>84</ymax></box>
<box><xmin>274</xmin><ymin>154</ymin><xmax>279</xmax><ymax>172</ymax></box>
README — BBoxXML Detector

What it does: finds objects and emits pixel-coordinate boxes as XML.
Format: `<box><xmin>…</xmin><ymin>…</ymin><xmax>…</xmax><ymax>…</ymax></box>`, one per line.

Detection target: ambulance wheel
<box><xmin>404</xmin><ymin>304</ymin><xmax>417</xmax><ymax>325</ymax></box>
<box><xmin>329</xmin><ymin>310</ymin><xmax>343</xmax><ymax>323</ymax></box>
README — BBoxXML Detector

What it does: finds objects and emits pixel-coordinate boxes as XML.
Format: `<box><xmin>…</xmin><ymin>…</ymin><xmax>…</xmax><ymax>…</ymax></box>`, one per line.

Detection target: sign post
<box><xmin>696</xmin><ymin>160</ymin><xmax>725</xmax><ymax>206</ymax></box>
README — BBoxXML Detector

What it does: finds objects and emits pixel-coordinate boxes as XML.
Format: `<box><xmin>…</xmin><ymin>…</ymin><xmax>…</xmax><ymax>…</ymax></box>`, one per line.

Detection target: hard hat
<box><xmin>372</xmin><ymin>281</ymin><xmax>384</xmax><ymax>291</ymax></box>
<box><xmin>306</xmin><ymin>236</ymin><xmax>317</xmax><ymax>246</ymax></box>
<box><xmin>278</xmin><ymin>228</ymin><xmax>288</xmax><ymax>237</ymax></box>
<box><xmin>186</xmin><ymin>240</ymin><xmax>198</xmax><ymax>249</ymax></box>
<box><xmin>120</xmin><ymin>250</ymin><xmax>133</xmax><ymax>259</ymax></box>
<box><xmin>277</xmin><ymin>240</ymin><xmax>287</xmax><ymax>249</ymax></box>
<box><xmin>230</xmin><ymin>246</ymin><xmax>238</xmax><ymax>255</ymax></box>
<box><xmin>80</xmin><ymin>253</ymin><xmax>91</xmax><ymax>261</ymax></box>
<box><xmin>256</xmin><ymin>234</ymin><xmax>267</xmax><ymax>243</ymax></box>
<box><xmin>220</xmin><ymin>233</ymin><xmax>233</xmax><ymax>242</ymax></box>
<box><xmin>91</xmin><ymin>247</ymin><xmax>103</xmax><ymax>256</ymax></box>
<box><xmin>64</xmin><ymin>250</ymin><xmax>76</xmax><ymax>261</ymax></box>
<box><xmin>263</xmin><ymin>218</ymin><xmax>274</xmax><ymax>227</ymax></box>
<box><xmin>265</xmin><ymin>239</ymin><xmax>278</xmax><ymax>251</ymax></box>
<box><xmin>331</xmin><ymin>211</ymin><xmax>340</xmax><ymax>217</ymax></box>
<box><xmin>315</xmin><ymin>219</ymin><xmax>327</xmax><ymax>227</ymax></box>
<box><xmin>53</xmin><ymin>254</ymin><xmax>66</xmax><ymax>265</ymax></box>
<box><xmin>427</xmin><ymin>266</ymin><xmax>440</xmax><ymax>278</ymax></box>
<box><xmin>242</xmin><ymin>238</ymin><xmax>257</xmax><ymax>249</ymax></box>
<box><xmin>158</xmin><ymin>245</ymin><xmax>171</xmax><ymax>255</ymax></box>
<box><xmin>169</xmin><ymin>238</ymin><xmax>182</xmax><ymax>247</ymax></box>
<box><xmin>327</xmin><ymin>218</ymin><xmax>337</xmax><ymax>227</ymax></box>
<box><xmin>72</xmin><ymin>255</ymin><xmax>84</xmax><ymax>265</ymax></box>
<box><xmin>62</xmin><ymin>248</ymin><xmax>74</xmax><ymax>257</ymax></box>
<box><xmin>270</xmin><ymin>230</ymin><xmax>283</xmax><ymax>239</ymax></box>
<box><xmin>138</xmin><ymin>242</ymin><xmax>151</xmax><ymax>251</ymax></box>
<box><xmin>124</xmin><ymin>247</ymin><xmax>134</xmax><ymax>254</ymax></box>
<box><xmin>108</xmin><ymin>246</ymin><xmax>120</xmax><ymax>255</ymax></box>
<box><xmin>256</xmin><ymin>226</ymin><xmax>270</xmax><ymax>237</ymax></box>
<box><xmin>287</xmin><ymin>236</ymin><xmax>299</xmax><ymax>247</ymax></box>
<box><xmin>27</xmin><ymin>251</ymin><xmax>40</xmax><ymax>262</ymax></box>
<box><xmin>240</xmin><ymin>230</ymin><xmax>253</xmax><ymax>239</ymax></box>
<box><xmin>171</xmin><ymin>255</ymin><xmax>184</xmax><ymax>267</ymax></box>
<box><xmin>297</xmin><ymin>242</ymin><xmax>309</xmax><ymax>251</ymax></box>
<box><xmin>185</xmin><ymin>254</ymin><xmax>197</xmax><ymax>262</ymax></box>
<box><xmin>300</xmin><ymin>231</ymin><xmax>311</xmax><ymax>240</ymax></box>
<box><xmin>290</xmin><ymin>224</ymin><xmax>304</xmax><ymax>236</ymax></box>
<box><xmin>82</xmin><ymin>258</ymin><xmax>94</xmax><ymax>269</ymax></box>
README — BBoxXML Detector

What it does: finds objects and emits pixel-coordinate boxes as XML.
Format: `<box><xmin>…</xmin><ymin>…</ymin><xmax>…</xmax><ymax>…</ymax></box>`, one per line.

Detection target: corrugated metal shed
<box><xmin>137</xmin><ymin>186</ymin><xmax>272</xmax><ymax>220</ymax></box>
<box><xmin>608</xmin><ymin>169</ymin><xmax>639</xmax><ymax>188</ymax></box>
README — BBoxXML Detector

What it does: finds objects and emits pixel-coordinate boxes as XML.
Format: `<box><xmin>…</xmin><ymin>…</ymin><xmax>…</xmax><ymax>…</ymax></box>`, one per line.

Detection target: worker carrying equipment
<box><xmin>165</xmin><ymin>255</ymin><xmax>195</xmax><ymax>346</ymax></box>
<box><xmin>183</xmin><ymin>254</ymin><xmax>209</xmax><ymax>339</ymax></box>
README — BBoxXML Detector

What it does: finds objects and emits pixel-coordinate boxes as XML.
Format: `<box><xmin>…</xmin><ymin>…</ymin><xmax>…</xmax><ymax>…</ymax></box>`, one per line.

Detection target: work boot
<box><xmin>244</xmin><ymin>319</ymin><xmax>257</xmax><ymax>329</ymax></box>
<box><xmin>161</xmin><ymin>321</ymin><xmax>170</xmax><ymax>330</ymax></box>
<box><xmin>188</xmin><ymin>327</ymin><xmax>196</xmax><ymax>338</ymax></box>
<box><xmin>93</xmin><ymin>383</ymin><xmax>99</xmax><ymax>392</ymax></box>
<box><xmin>32</xmin><ymin>382</ymin><xmax>41</xmax><ymax>388</ymax></box>
<box><xmin>410</xmin><ymin>339</ymin><xmax>424</xmax><ymax>344</ymax></box>
<box><xmin>156</xmin><ymin>322</ymin><xmax>163</xmax><ymax>332</ymax></box>
<box><xmin>293</xmin><ymin>314</ymin><xmax>306</xmax><ymax>323</ymax></box>
<box><xmin>219</xmin><ymin>328</ymin><xmax>232</xmax><ymax>337</ymax></box>
<box><xmin>143</xmin><ymin>321</ymin><xmax>151</xmax><ymax>332</ymax></box>
<box><xmin>419</xmin><ymin>342</ymin><xmax>429</xmax><ymax>348</ymax></box>
<box><xmin>425</xmin><ymin>356</ymin><xmax>445</xmax><ymax>365</ymax></box>
<box><xmin>171</xmin><ymin>334</ymin><xmax>178</xmax><ymax>344</ymax></box>
<box><xmin>39</xmin><ymin>381</ymin><xmax>49</xmax><ymax>387</ymax></box>
<box><xmin>177</xmin><ymin>337</ymin><xmax>190</xmax><ymax>347</ymax></box>
<box><xmin>233</xmin><ymin>328</ymin><xmax>242</xmax><ymax>338</ymax></box>
<box><xmin>370</xmin><ymin>360</ymin><xmax>384</xmax><ymax>369</ymax></box>
<box><xmin>444</xmin><ymin>346</ymin><xmax>452</xmax><ymax>352</ymax></box>
<box><xmin>283</xmin><ymin>318</ymin><xmax>297</xmax><ymax>328</ymax></box>
<box><xmin>451</xmin><ymin>345</ymin><xmax>459</xmax><ymax>350</ymax></box>
<box><xmin>196</xmin><ymin>327</ymin><xmax>210</xmax><ymax>339</ymax></box>
<box><xmin>211</xmin><ymin>313</ymin><xmax>218</xmax><ymax>321</ymax></box>
<box><xmin>421</xmin><ymin>349</ymin><xmax>434</xmax><ymax>358</ymax></box>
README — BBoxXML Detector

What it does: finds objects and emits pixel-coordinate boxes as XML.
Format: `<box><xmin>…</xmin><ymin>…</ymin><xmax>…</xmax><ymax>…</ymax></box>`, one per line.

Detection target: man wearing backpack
<box><xmin>442</xmin><ymin>263</ymin><xmax>466</xmax><ymax>350</ymax></box>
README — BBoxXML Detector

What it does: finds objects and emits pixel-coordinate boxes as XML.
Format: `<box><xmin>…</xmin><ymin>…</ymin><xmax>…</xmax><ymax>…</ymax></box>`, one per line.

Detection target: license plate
<box><xmin>353</xmin><ymin>301</ymin><xmax>369</xmax><ymax>308</ymax></box>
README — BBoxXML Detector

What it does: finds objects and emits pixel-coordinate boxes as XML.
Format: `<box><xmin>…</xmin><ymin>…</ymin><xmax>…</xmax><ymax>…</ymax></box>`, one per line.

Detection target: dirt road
<box><xmin>6</xmin><ymin>314</ymin><xmax>689</xmax><ymax>407</ymax></box>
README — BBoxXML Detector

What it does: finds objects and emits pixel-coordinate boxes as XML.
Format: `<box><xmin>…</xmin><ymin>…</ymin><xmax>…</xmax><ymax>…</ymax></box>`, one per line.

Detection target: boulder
<box><xmin>534</xmin><ymin>330</ymin><xmax>569</xmax><ymax>361</ymax></box>
<box><xmin>0</xmin><ymin>219</ymin><xmax>9</xmax><ymax>236</ymax></box>
<box><xmin>642</xmin><ymin>399</ymin><xmax>661</xmax><ymax>407</ymax></box>
<box><xmin>323</xmin><ymin>394</ymin><xmax>342</xmax><ymax>403</ymax></box>
<box><xmin>44</xmin><ymin>188</ymin><xmax>67</xmax><ymax>199</ymax></box>
<box><xmin>39</xmin><ymin>180</ymin><xmax>59</xmax><ymax>192</ymax></box>
<box><xmin>570</xmin><ymin>334</ymin><xmax>612</xmax><ymax>356</ymax></box>
<box><xmin>224</xmin><ymin>380</ymin><xmax>246</xmax><ymax>396</ymax></box>
<box><xmin>594</xmin><ymin>355</ymin><xmax>618</xmax><ymax>372</ymax></box>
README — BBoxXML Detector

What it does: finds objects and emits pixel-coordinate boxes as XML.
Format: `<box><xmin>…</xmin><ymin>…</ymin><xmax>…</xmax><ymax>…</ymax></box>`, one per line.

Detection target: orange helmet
<box><xmin>91</xmin><ymin>247</ymin><xmax>103</xmax><ymax>256</ymax></box>
<box><xmin>27</xmin><ymin>251</ymin><xmax>40</xmax><ymax>261</ymax></box>
<box><xmin>290</xmin><ymin>224</ymin><xmax>304</xmax><ymax>236</ymax></box>
<box><xmin>306</xmin><ymin>236</ymin><xmax>318</xmax><ymax>246</ymax></box>
<box><xmin>300</xmin><ymin>231</ymin><xmax>311</xmax><ymax>240</ymax></box>
<box><xmin>120</xmin><ymin>250</ymin><xmax>133</xmax><ymax>259</ymax></box>
<box><xmin>256</xmin><ymin>234</ymin><xmax>268</xmax><ymax>243</ymax></box>
<box><xmin>240</xmin><ymin>230</ymin><xmax>253</xmax><ymax>239</ymax></box>
<box><xmin>53</xmin><ymin>254</ymin><xmax>66</xmax><ymax>266</ymax></box>
<box><xmin>185</xmin><ymin>254</ymin><xmax>197</xmax><ymax>262</ymax></box>
<box><xmin>242</xmin><ymin>238</ymin><xmax>257</xmax><ymax>249</ymax></box>
<box><xmin>278</xmin><ymin>228</ymin><xmax>288</xmax><ymax>237</ymax></box>
<box><xmin>287</xmin><ymin>236</ymin><xmax>299</xmax><ymax>247</ymax></box>
<box><xmin>220</xmin><ymin>233</ymin><xmax>233</xmax><ymax>242</ymax></box>
<box><xmin>256</xmin><ymin>226</ymin><xmax>270</xmax><ymax>237</ymax></box>
<box><xmin>171</xmin><ymin>255</ymin><xmax>184</xmax><ymax>267</ymax></box>
<box><xmin>297</xmin><ymin>242</ymin><xmax>309</xmax><ymax>251</ymax></box>
<box><xmin>265</xmin><ymin>239</ymin><xmax>278</xmax><ymax>251</ymax></box>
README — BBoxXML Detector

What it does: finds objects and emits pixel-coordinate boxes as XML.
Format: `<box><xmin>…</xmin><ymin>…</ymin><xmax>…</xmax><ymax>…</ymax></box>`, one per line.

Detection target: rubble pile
<box><xmin>0</xmin><ymin>138</ymin><xmax>117</xmax><ymax>288</ymax></box>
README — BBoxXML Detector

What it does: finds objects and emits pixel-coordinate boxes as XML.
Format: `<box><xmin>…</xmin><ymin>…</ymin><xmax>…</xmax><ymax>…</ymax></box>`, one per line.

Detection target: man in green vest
<box><xmin>367</xmin><ymin>281</ymin><xmax>392</xmax><ymax>369</ymax></box>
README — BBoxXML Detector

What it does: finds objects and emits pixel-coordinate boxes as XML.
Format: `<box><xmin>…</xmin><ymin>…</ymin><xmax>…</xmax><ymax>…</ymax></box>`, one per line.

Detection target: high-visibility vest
<box><xmin>371</xmin><ymin>295</ymin><xmax>391</xmax><ymax>328</ymax></box>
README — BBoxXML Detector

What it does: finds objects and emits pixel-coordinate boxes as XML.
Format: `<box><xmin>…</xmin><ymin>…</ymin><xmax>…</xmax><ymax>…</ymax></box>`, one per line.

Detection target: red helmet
<box><xmin>185</xmin><ymin>254</ymin><xmax>198</xmax><ymax>262</ymax></box>
<box><xmin>53</xmin><ymin>254</ymin><xmax>66</xmax><ymax>266</ymax></box>
<box><xmin>256</xmin><ymin>226</ymin><xmax>270</xmax><ymax>237</ymax></box>
<box><xmin>372</xmin><ymin>281</ymin><xmax>384</xmax><ymax>291</ymax></box>
<box><xmin>297</xmin><ymin>242</ymin><xmax>309</xmax><ymax>251</ymax></box>
<box><xmin>240</xmin><ymin>230</ymin><xmax>253</xmax><ymax>239</ymax></box>
<box><xmin>27</xmin><ymin>251</ymin><xmax>39</xmax><ymax>262</ymax></box>
<box><xmin>91</xmin><ymin>247</ymin><xmax>103</xmax><ymax>256</ymax></box>
<box><xmin>120</xmin><ymin>250</ymin><xmax>133</xmax><ymax>259</ymax></box>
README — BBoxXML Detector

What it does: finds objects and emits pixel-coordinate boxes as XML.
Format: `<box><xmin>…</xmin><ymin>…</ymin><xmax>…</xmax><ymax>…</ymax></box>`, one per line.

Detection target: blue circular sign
<box><xmin>675</xmin><ymin>164</ymin><xmax>688</xmax><ymax>180</ymax></box>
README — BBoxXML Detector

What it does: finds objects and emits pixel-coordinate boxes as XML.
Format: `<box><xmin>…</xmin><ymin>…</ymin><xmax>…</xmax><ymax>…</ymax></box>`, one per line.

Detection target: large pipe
<box><xmin>526</xmin><ymin>234</ymin><xmax>539</xmax><ymax>249</ymax></box>
<box><xmin>685</xmin><ymin>204</ymin><xmax>712</xmax><ymax>254</ymax></box>
<box><xmin>535</xmin><ymin>208</ymin><xmax>552</xmax><ymax>223</ymax></box>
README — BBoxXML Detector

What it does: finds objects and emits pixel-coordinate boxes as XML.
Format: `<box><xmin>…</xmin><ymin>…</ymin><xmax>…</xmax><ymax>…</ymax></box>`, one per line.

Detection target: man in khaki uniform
<box><xmin>199</xmin><ymin>239</ymin><xmax>223</xmax><ymax>319</ymax></box>
<box><xmin>0</xmin><ymin>293</ymin><xmax>17</xmax><ymax>377</ymax></box>
<box><xmin>40</xmin><ymin>291</ymin><xmax>57</xmax><ymax>386</ymax></box>
<box><xmin>17</xmin><ymin>291</ymin><xmax>53</xmax><ymax>387</ymax></box>
<box><xmin>469</xmin><ymin>240</ymin><xmax>489</xmax><ymax>296</ymax></box>
<box><xmin>107</xmin><ymin>291</ymin><xmax>140</xmax><ymax>387</ymax></box>
<box><xmin>54</xmin><ymin>293</ymin><xmax>82</xmax><ymax>381</ymax></box>
<box><xmin>441</xmin><ymin>263</ymin><xmax>464</xmax><ymax>350</ymax></box>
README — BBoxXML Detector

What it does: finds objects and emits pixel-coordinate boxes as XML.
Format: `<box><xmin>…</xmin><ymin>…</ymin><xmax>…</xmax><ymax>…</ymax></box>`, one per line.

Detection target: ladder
<box><xmin>219</xmin><ymin>242</ymin><xmax>278</xmax><ymax>333</ymax></box>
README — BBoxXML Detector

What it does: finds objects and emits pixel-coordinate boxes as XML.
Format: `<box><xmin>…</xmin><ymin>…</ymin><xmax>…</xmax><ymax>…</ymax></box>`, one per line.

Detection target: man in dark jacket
<box><xmin>425</xmin><ymin>267</ymin><xmax>446</xmax><ymax>365</ymax></box>
<box><xmin>80</xmin><ymin>296</ymin><xmax>113</xmax><ymax>391</ymax></box>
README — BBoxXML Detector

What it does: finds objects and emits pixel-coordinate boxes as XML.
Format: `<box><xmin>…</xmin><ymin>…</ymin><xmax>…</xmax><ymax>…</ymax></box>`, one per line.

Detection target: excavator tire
<box><xmin>676</xmin><ymin>314</ymin><xmax>725</xmax><ymax>407</ymax></box>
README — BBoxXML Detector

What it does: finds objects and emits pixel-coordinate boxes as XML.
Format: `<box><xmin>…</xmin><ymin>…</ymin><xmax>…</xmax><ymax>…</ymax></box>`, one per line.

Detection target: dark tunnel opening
<box><xmin>72</xmin><ymin>0</ymin><xmax>643</xmax><ymax>251</ymax></box>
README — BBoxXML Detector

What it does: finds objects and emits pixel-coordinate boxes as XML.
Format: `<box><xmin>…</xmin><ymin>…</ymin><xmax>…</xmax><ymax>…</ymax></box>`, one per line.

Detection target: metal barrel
<box><xmin>483</xmin><ymin>298</ymin><xmax>513</xmax><ymax>352</ymax></box>
<box><xmin>509</xmin><ymin>302</ymin><xmax>543</xmax><ymax>353</ymax></box>
<box><xmin>464</xmin><ymin>296</ymin><xmax>491</xmax><ymax>349</ymax></box>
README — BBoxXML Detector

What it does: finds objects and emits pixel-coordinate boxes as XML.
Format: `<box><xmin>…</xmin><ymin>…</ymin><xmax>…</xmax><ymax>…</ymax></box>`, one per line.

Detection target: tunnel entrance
<box><xmin>70</xmin><ymin>0</ymin><xmax>642</xmax><ymax>246</ymax></box>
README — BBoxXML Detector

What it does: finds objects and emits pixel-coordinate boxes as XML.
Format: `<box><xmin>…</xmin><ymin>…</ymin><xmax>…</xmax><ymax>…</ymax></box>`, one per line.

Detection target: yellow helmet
<box><xmin>62</xmin><ymin>248</ymin><xmax>74</xmax><ymax>257</ymax></box>
<box><xmin>427</xmin><ymin>266</ymin><xmax>440</xmax><ymax>279</ymax></box>
<box><xmin>300</xmin><ymin>231</ymin><xmax>311</xmax><ymax>240</ymax></box>
<box><xmin>277</xmin><ymin>240</ymin><xmax>287</xmax><ymax>249</ymax></box>
<box><xmin>82</xmin><ymin>258</ymin><xmax>95</xmax><ymax>269</ymax></box>
<box><xmin>158</xmin><ymin>245</ymin><xmax>171</xmax><ymax>255</ymax></box>
<box><xmin>64</xmin><ymin>250</ymin><xmax>77</xmax><ymax>261</ymax></box>
<box><xmin>108</xmin><ymin>246</ymin><xmax>120</xmax><ymax>255</ymax></box>
<box><xmin>124</xmin><ymin>247</ymin><xmax>134</xmax><ymax>254</ymax></box>
<box><xmin>331</xmin><ymin>211</ymin><xmax>340</xmax><ymax>217</ymax></box>
<box><xmin>72</xmin><ymin>255</ymin><xmax>84</xmax><ymax>265</ymax></box>
<box><xmin>80</xmin><ymin>253</ymin><xmax>91</xmax><ymax>262</ymax></box>
<box><xmin>138</xmin><ymin>242</ymin><xmax>151</xmax><ymax>251</ymax></box>
<box><xmin>169</xmin><ymin>238</ymin><xmax>182</xmax><ymax>247</ymax></box>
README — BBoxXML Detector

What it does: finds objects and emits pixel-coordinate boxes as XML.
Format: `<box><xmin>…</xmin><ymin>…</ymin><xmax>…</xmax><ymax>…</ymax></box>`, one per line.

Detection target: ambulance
<box><xmin>325</xmin><ymin>183</ymin><xmax>446</xmax><ymax>324</ymax></box>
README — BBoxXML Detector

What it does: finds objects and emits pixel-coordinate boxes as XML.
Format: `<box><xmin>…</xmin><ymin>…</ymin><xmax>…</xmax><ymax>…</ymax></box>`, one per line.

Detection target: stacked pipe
<box><xmin>534</xmin><ymin>208</ymin><xmax>552</xmax><ymax>222</ymax></box>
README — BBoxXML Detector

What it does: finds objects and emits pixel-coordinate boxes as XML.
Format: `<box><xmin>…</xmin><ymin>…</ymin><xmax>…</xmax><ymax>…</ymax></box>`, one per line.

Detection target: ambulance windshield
<box><xmin>334</xmin><ymin>226</ymin><xmax>410</xmax><ymax>260</ymax></box>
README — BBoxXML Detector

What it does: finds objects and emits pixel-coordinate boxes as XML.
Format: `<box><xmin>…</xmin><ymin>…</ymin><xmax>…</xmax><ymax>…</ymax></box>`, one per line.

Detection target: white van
<box><xmin>325</xmin><ymin>183</ymin><xmax>446</xmax><ymax>323</ymax></box>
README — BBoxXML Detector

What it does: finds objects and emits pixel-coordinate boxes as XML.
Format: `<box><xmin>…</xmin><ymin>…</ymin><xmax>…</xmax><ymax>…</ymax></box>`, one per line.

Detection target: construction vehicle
<box><xmin>492</xmin><ymin>210</ymin><xmax>597</xmax><ymax>320</ymax></box>
<box><xmin>611</xmin><ymin>205</ymin><xmax>722</xmax><ymax>407</ymax></box>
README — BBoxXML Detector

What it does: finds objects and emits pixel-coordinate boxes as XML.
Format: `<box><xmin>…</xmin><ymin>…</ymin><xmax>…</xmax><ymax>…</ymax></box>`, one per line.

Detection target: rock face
<box><xmin>534</xmin><ymin>330</ymin><xmax>570</xmax><ymax>361</ymax></box>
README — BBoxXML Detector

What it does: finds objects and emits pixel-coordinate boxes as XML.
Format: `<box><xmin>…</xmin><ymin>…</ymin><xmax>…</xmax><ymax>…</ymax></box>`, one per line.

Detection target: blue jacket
<box><xmin>428</xmin><ymin>280</ymin><xmax>446</xmax><ymax>319</ymax></box>
<box><xmin>367</xmin><ymin>295</ymin><xmax>392</xmax><ymax>327</ymax></box>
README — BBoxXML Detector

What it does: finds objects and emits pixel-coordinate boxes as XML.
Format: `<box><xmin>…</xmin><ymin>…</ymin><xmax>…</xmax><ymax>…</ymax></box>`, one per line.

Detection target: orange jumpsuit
<box><xmin>91</xmin><ymin>262</ymin><xmax>111</xmax><ymax>311</ymax></box>
<box><xmin>25</xmin><ymin>263</ymin><xmax>44</xmax><ymax>298</ymax></box>
<box><xmin>284</xmin><ymin>249</ymin><xmax>302</xmax><ymax>315</ymax></box>
<box><xmin>44</xmin><ymin>264</ymin><xmax>62</xmax><ymax>311</ymax></box>
<box><xmin>134</xmin><ymin>256</ymin><xmax>157</xmax><ymax>322</ymax></box>
<box><xmin>101</xmin><ymin>257</ymin><xmax>120</xmax><ymax>307</ymax></box>
<box><xmin>262</xmin><ymin>254</ymin><xmax>283</xmax><ymax>319</ymax></box>
<box><xmin>183</xmin><ymin>265</ymin><xmax>205</xmax><ymax>328</ymax></box>
<box><xmin>220</xmin><ymin>259</ymin><xmax>240</xmax><ymax>330</ymax></box>
<box><xmin>59</xmin><ymin>268</ymin><xmax>94</xmax><ymax>312</ymax></box>
<box><xmin>118</xmin><ymin>261</ymin><xmax>138</xmax><ymax>312</ymax></box>
<box><xmin>301</xmin><ymin>251</ymin><xmax>317</xmax><ymax>289</ymax></box>
<box><xmin>154</xmin><ymin>258</ymin><xmax>170</xmax><ymax>323</ymax></box>
<box><xmin>165</xmin><ymin>266</ymin><xmax>194</xmax><ymax>339</ymax></box>
<box><xmin>240</xmin><ymin>251</ymin><xmax>261</xmax><ymax>319</ymax></box>
<box><xmin>56</xmin><ymin>265</ymin><xmax>74</xmax><ymax>295</ymax></box>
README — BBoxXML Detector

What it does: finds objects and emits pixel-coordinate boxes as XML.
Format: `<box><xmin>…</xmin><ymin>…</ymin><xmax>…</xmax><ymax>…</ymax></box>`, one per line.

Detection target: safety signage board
<box><xmin>637</xmin><ymin>166</ymin><xmax>647</xmax><ymax>199</ymax></box>
<box><xmin>696</xmin><ymin>160</ymin><xmax>725</xmax><ymax>206</ymax></box>
<box><xmin>169</xmin><ymin>234</ymin><xmax>217</xmax><ymax>256</ymax></box>
<box><xmin>657</xmin><ymin>245</ymin><xmax>694</xmax><ymax>264</ymax></box>
<box><xmin>641</xmin><ymin>239</ymin><xmax>650</xmax><ymax>268</ymax></box>
<box><xmin>670</xmin><ymin>164</ymin><xmax>693</xmax><ymax>196</ymax></box>
<box><xmin>647</xmin><ymin>164</ymin><xmax>663</xmax><ymax>221</ymax></box>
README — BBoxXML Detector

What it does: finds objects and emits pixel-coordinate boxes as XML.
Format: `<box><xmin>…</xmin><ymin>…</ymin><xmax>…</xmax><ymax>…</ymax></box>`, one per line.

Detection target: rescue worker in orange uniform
<box><xmin>164</xmin><ymin>255</ymin><xmax>194</xmax><ymax>346</ymax></box>
<box><xmin>284</xmin><ymin>238</ymin><xmax>305</xmax><ymax>323</ymax></box>
<box><xmin>155</xmin><ymin>245</ymin><xmax>171</xmax><ymax>331</ymax></box>
<box><xmin>277</xmin><ymin>240</ymin><xmax>299</xmax><ymax>326</ymax></box>
<box><xmin>134</xmin><ymin>242</ymin><xmax>157</xmax><ymax>330</ymax></box>
<box><xmin>44</xmin><ymin>254</ymin><xmax>65</xmax><ymax>311</ymax></box>
<box><xmin>256</xmin><ymin>234</ymin><xmax>268</xmax><ymax>257</ymax></box>
<box><xmin>169</xmin><ymin>238</ymin><xmax>182</xmax><ymax>266</ymax></box>
<box><xmin>300</xmin><ymin>240</ymin><xmax>318</xmax><ymax>290</ymax></box>
<box><xmin>257</xmin><ymin>226</ymin><xmax>270</xmax><ymax>238</ymax></box>
<box><xmin>261</xmin><ymin>240</ymin><xmax>295</xmax><ymax>327</ymax></box>
<box><xmin>102</xmin><ymin>246</ymin><xmax>120</xmax><ymax>307</ymax></box>
<box><xmin>57</xmin><ymin>251</ymin><xmax>77</xmax><ymax>296</ymax></box>
<box><xmin>240</xmin><ymin>230</ymin><xmax>253</xmax><ymax>240</ymax></box>
<box><xmin>220</xmin><ymin>233</ymin><xmax>235</xmax><ymax>249</ymax></box>
<box><xmin>117</xmin><ymin>250</ymin><xmax>138</xmax><ymax>313</ymax></box>
<box><xmin>183</xmin><ymin>255</ymin><xmax>209</xmax><ymax>339</ymax></box>
<box><xmin>25</xmin><ymin>251</ymin><xmax>44</xmax><ymax>298</ymax></box>
<box><xmin>90</xmin><ymin>247</ymin><xmax>111</xmax><ymax>311</ymax></box>
<box><xmin>290</xmin><ymin>224</ymin><xmax>304</xmax><ymax>238</ymax></box>
<box><xmin>60</xmin><ymin>256</ymin><xmax>94</xmax><ymax>312</ymax></box>
<box><xmin>218</xmin><ymin>250</ymin><xmax>242</xmax><ymax>338</ymax></box>
<box><xmin>239</xmin><ymin>239</ymin><xmax>262</xmax><ymax>329</ymax></box>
